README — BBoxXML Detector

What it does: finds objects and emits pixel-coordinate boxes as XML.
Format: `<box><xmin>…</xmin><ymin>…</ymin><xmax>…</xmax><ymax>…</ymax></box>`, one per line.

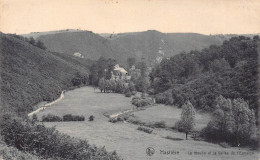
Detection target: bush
<box><xmin>155</xmin><ymin>90</ymin><xmax>173</xmax><ymax>105</ymax></box>
<box><xmin>42</xmin><ymin>114</ymin><xmax>62</xmax><ymax>122</ymax></box>
<box><xmin>152</xmin><ymin>121</ymin><xmax>166</xmax><ymax>128</ymax></box>
<box><xmin>1</xmin><ymin>114</ymin><xmax>120</xmax><ymax>160</ymax></box>
<box><xmin>164</xmin><ymin>136</ymin><xmax>183</xmax><ymax>141</ymax></box>
<box><xmin>125</xmin><ymin>90</ymin><xmax>132</xmax><ymax>97</ymax></box>
<box><xmin>109</xmin><ymin>117</ymin><xmax>118</xmax><ymax>123</ymax></box>
<box><xmin>89</xmin><ymin>115</ymin><xmax>94</xmax><ymax>121</ymax></box>
<box><xmin>137</xmin><ymin>126</ymin><xmax>153</xmax><ymax>134</ymax></box>
<box><xmin>3</xmin><ymin>146</ymin><xmax>42</xmax><ymax>160</ymax></box>
<box><xmin>32</xmin><ymin>114</ymin><xmax>39</xmax><ymax>123</ymax></box>
<box><xmin>63</xmin><ymin>114</ymin><xmax>85</xmax><ymax>121</ymax></box>
<box><xmin>131</xmin><ymin>96</ymin><xmax>153</xmax><ymax>107</ymax></box>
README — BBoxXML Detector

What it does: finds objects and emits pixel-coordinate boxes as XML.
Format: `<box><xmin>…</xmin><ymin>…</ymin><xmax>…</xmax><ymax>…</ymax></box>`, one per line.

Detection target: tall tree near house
<box><xmin>105</xmin><ymin>58</ymin><xmax>116</xmax><ymax>80</ymax></box>
<box><xmin>90</xmin><ymin>63</ymin><xmax>99</xmax><ymax>86</ymax></box>
<box><xmin>127</xmin><ymin>57</ymin><xmax>136</xmax><ymax>69</ymax></box>
<box><xmin>98</xmin><ymin>78</ymin><xmax>106</xmax><ymax>92</ymax></box>
<box><xmin>178</xmin><ymin>101</ymin><xmax>196</xmax><ymax>140</ymax></box>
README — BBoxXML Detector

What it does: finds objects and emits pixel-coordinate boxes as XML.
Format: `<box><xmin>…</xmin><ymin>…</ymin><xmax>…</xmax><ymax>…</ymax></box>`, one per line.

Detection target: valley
<box><xmin>34</xmin><ymin>86</ymin><xmax>259</xmax><ymax>160</ymax></box>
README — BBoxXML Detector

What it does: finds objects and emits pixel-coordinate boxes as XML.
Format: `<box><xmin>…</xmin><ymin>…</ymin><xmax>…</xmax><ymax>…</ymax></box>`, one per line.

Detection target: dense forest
<box><xmin>149</xmin><ymin>36</ymin><xmax>259</xmax><ymax>114</ymax></box>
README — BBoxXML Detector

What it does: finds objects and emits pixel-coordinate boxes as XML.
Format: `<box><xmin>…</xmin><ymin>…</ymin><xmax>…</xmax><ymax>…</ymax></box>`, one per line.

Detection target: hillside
<box><xmin>103</xmin><ymin>31</ymin><xmax>230</xmax><ymax>65</ymax></box>
<box><xmin>24</xmin><ymin>30</ymin><xmax>230</xmax><ymax>66</ymax></box>
<box><xmin>0</xmin><ymin>33</ymin><xmax>90</xmax><ymax>115</ymax></box>
<box><xmin>35</xmin><ymin>31</ymin><xmax>132</xmax><ymax>64</ymax></box>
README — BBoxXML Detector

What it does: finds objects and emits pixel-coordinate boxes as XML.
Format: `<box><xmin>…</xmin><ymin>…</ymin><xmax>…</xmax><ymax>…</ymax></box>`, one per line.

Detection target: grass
<box><xmin>34</xmin><ymin>86</ymin><xmax>260</xmax><ymax>160</ymax></box>
<box><xmin>128</xmin><ymin>104</ymin><xmax>211</xmax><ymax>130</ymax></box>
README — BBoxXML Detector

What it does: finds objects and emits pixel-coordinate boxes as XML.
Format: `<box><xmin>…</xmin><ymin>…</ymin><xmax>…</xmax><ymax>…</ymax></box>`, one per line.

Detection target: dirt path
<box><xmin>109</xmin><ymin>109</ymin><xmax>133</xmax><ymax>118</ymax></box>
<box><xmin>27</xmin><ymin>90</ymin><xmax>65</xmax><ymax>117</ymax></box>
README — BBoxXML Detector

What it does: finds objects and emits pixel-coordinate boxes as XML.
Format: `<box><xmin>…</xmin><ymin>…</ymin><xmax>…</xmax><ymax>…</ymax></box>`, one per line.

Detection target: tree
<box><xmin>177</xmin><ymin>101</ymin><xmax>196</xmax><ymax>140</ymax></box>
<box><xmin>29</xmin><ymin>37</ymin><xmax>36</xmax><ymax>45</ymax></box>
<box><xmin>209</xmin><ymin>58</ymin><xmax>231</xmax><ymax>73</ymax></box>
<box><xmin>128</xmin><ymin>81</ymin><xmax>136</xmax><ymax>92</ymax></box>
<box><xmin>105</xmin><ymin>58</ymin><xmax>116</xmax><ymax>80</ymax></box>
<box><xmin>36</xmin><ymin>40</ymin><xmax>47</xmax><ymax>50</ymax></box>
<box><xmin>98</xmin><ymin>78</ymin><xmax>105</xmax><ymax>92</ymax></box>
<box><xmin>202</xmin><ymin>96</ymin><xmax>256</xmax><ymax>145</ymax></box>
<box><xmin>90</xmin><ymin>63</ymin><xmax>99</xmax><ymax>86</ymax></box>
<box><xmin>232</xmin><ymin>98</ymin><xmax>256</xmax><ymax>145</ymax></box>
<box><xmin>127</xmin><ymin>57</ymin><xmax>136</xmax><ymax>69</ymax></box>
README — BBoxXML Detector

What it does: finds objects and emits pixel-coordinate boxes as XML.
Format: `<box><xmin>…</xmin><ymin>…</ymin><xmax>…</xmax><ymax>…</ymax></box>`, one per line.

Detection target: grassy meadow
<box><xmin>34</xmin><ymin>86</ymin><xmax>260</xmax><ymax>160</ymax></box>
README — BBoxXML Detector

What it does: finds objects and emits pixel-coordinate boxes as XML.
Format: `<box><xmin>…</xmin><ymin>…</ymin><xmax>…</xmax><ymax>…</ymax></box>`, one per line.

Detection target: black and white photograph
<box><xmin>0</xmin><ymin>0</ymin><xmax>259</xmax><ymax>159</ymax></box>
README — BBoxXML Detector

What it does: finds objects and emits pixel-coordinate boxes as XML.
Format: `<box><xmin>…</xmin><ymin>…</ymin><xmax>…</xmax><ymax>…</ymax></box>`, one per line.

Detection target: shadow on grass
<box><xmin>164</xmin><ymin>136</ymin><xmax>184</xmax><ymax>141</ymax></box>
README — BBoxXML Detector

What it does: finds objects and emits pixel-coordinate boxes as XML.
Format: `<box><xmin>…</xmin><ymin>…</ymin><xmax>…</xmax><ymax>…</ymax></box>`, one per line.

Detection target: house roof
<box><xmin>114</xmin><ymin>64</ymin><xmax>127</xmax><ymax>74</ymax></box>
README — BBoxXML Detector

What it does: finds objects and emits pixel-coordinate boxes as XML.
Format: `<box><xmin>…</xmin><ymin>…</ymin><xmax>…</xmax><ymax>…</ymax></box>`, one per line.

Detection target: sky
<box><xmin>0</xmin><ymin>0</ymin><xmax>260</xmax><ymax>35</ymax></box>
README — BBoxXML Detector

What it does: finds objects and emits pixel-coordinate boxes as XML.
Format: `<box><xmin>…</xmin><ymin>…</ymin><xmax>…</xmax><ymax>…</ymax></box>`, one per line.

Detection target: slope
<box><xmin>24</xmin><ymin>30</ymin><xmax>229</xmax><ymax>66</ymax></box>
<box><xmin>36</xmin><ymin>31</ymin><xmax>132</xmax><ymax>64</ymax></box>
<box><xmin>108</xmin><ymin>31</ymin><xmax>229</xmax><ymax>65</ymax></box>
<box><xmin>0</xmin><ymin>33</ymin><xmax>90</xmax><ymax>115</ymax></box>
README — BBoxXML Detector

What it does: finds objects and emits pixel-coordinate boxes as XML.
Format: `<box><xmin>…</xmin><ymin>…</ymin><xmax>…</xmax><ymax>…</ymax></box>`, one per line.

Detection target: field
<box><xmin>129</xmin><ymin>104</ymin><xmax>211</xmax><ymax>130</ymax></box>
<box><xmin>34</xmin><ymin>87</ymin><xmax>259</xmax><ymax>160</ymax></box>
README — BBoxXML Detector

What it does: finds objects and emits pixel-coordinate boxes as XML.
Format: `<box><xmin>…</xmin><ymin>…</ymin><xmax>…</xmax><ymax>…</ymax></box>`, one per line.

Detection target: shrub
<box><xmin>164</xmin><ymin>136</ymin><xmax>183</xmax><ymax>141</ymax></box>
<box><xmin>3</xmin><ymin>146</ymin><xmax>42</xmax><ymax>160</ymax></box>
<box><xmin>42</xmin><ymin>114</ymin><xmax>62</xmax><ymax>122</ymax></box>
<box><xmin>32</xmin><ymin>114</ymin><xmax>38</xmax><ymax>123</ymax></box>
<box><xmin>125</xmin><ymin>90</ymin><xmax>132</xmax><ymax>97</ymax></box>
<box><xmin>128</xmin><ymin>81</ymin><xmax>136</xmax><ymax>92</ymax></box>
<box><xmin>63</xmin><ymin>114</ymin><xmax>85</xmax><ymax>121</ymax></box>
<box><xmin>155</xmin><ymin>90</ymin><xmax>173</xmax><ymax>105</ymax></box>
<box><xmin>137</xmin><ymin>126</ymin><xmax>153</xmax><ymax>134</ymax></box>
<box><xmin>152</xmin><ymin>121</ymin><xmax>166</xmax><ymax>128</ymax></box>
<box><xmin>109</xmin><ymin>117</ymin><xmax>118</xmax><ymax>123</ymax></box>
<box><xmin>131</xmin><ymin>96</ymin><xmax>153</xmax><ymax>107</ymax></box>
<box><xmin>89</xmin><ymin>115</ymin><xmax>94</xmax><ymax>121</ymax></box>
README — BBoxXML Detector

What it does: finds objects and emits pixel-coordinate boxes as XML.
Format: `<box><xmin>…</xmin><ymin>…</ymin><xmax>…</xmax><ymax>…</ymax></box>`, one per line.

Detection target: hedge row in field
<box><xmin>42</xmin><ymin>114</ymin><xmax>85</xmax><ymax>122</ymax></box>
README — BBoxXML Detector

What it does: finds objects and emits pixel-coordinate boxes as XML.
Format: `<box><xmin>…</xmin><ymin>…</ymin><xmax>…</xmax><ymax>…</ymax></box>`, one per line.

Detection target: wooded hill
<box><xmin>149</xmin><ymin>36</ymin><xmax>259</xmax><ymax>115</ymax></box>
<box><xmin>0</xmin><ymin>33</ymin><xmax>91</xmax><ymax>115</ymax></box>
<box><xmin>24</xmin><ymin>30</ymin><xmax>233</xmax><ymax>65</ymax></box>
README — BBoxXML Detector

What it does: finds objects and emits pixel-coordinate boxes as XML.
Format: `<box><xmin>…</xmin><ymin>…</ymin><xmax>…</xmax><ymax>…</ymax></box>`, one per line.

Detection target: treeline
<box><xmin>41</xmin><ymin>114</ymin><xmax>85</xmax><ymax>122</ymax></box>
<box><xmin>174</xmin><ymin>97</ymin><xmax>258</xmax><ymax>148</ymax></box>
<box><xmin>89</xmin><ymin>57</ymin><xmax>117</xmax><ymax>86</ymax></box>
<box><xmin>201</xmin><ymin>96</ymin><xmax>258</xmax><ymax>148</ymax></box>
<box><xmin>90</xmin><ymin>57</ymin><xmax>149</xmax><ymax>94</ymax></box>
<box><xmin>149</xmin><ymin>36</ymin><xmax>259</xmax><ymax>113</ymax></box>
<box><xmin>98</xmin><ymin>78</ymin><xmax>135</xmax><ymax>94</ymax></box>
<box><xmin>6</xmin><ymin>34</ymin><xmax>47</xmax><ymax>50</ymax></box>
